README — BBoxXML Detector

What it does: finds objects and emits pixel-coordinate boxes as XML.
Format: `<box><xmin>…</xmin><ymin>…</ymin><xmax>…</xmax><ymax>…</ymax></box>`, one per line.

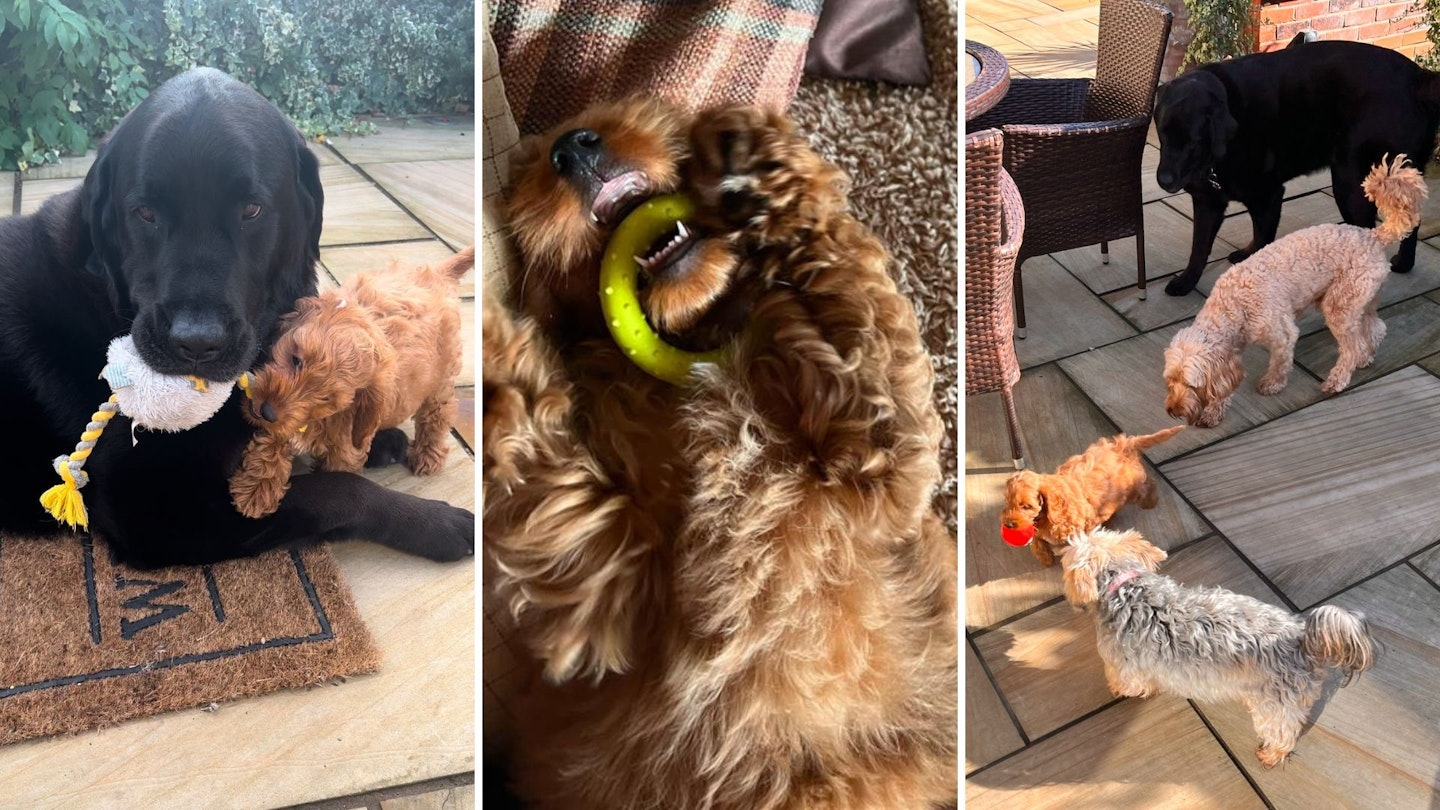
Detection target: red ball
<box><xmin>1001</xmin><ymin>524</ymin><xmax>1036</xmax><ymax>547</ymax></box>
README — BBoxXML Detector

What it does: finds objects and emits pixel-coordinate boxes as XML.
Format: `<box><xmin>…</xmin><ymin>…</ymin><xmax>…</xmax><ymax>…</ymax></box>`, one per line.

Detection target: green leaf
<box><xmin>40</xmin><ymin>5</ymin><xmax>54</xmax><ymax>47</ymax></box>
<box><xmin>15</xmin><ymin>0</ymin><xmax>29</xmax><ymax>30</ymax></box>
<box><xmin>56</xmin><ymin>18</ymin><xmax>74</xmax><ymax>53</ymax></box>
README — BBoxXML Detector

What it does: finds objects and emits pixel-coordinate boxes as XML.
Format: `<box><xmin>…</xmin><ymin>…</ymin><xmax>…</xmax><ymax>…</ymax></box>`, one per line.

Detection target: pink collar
<box><xmin>1107</xmin><ymin>569</ymin><xmax>1143</xmax><ymax>595</ymax></box>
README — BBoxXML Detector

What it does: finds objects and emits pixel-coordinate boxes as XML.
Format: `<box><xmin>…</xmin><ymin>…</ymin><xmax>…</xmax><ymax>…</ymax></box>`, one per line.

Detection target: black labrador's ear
<box><xmin>293</xmin><ymin>130</ymin><xmax>324</xmax><ymax>264</ymax></box>
<box><xmin>79</xmin><ymin>147</ymin><xmax>115</xmax><ymax>277</ymax></box>
<box><xmin>1208</xmin><ymin>104</ymin><xmax>1239</xmax><ymax>162</ymax></box>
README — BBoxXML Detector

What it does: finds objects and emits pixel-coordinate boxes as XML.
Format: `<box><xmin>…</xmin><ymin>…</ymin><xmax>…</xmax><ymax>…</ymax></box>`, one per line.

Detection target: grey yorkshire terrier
<box><xmin>1061</xmin><ymin>528</ymin><xmax>1376</xmax><ymax>768</ymax></box>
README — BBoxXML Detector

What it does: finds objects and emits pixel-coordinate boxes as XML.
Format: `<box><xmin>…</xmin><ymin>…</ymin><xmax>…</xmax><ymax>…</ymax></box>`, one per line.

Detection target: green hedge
<box><xmin>0</xmin><ymin>0</ymin><xmax>474</xmax><ymax>171</ymax></box>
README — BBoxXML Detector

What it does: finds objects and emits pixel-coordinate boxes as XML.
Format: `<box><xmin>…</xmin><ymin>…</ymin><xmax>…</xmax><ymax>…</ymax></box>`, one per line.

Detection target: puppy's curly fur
<box><xmin>1002</xmin><ymin>426</ymin><xmax>1183</xmax><ymax>567</ymax></box>
<box><xmin>1164</xmin><ymin>155</ymin><xmax>1428</xmax><ymax>427</ymax></box>
<box><xmin>230</xmin><ymin>247</ymin><xmax>472</xmax><ymax>518</ymax></box>
<box><xmin>1063</xmin><ymin>528</ymin><xmax>1375</xmax><ymax>768</ymax></box>
<box><xmin>483</xmin><ymin>99</ymin><xmax>957</xmax><ymax>808</ymax></box>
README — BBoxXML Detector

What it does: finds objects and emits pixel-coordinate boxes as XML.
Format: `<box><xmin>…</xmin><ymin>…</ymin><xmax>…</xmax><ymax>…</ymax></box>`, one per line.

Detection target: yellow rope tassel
<box><xmin>39</xmin><ymin>395</ymin><xmax>120</xmax><ymax>531</ymax></box>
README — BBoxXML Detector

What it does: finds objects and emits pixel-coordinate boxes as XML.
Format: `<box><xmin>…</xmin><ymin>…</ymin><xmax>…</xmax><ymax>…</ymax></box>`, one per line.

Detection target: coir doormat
<box><xmin>0</xmin><ymin>535</ymin><xmax>380</xmax><ymax>745</ymax></box>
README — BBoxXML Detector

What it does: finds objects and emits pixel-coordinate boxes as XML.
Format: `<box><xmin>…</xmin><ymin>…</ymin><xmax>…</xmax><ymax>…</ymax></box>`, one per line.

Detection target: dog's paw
<box><xmin>365</xmin><ymin>427</ymin><xmax>409</xmax><ymax>468</ymax></box>
<box><xmin>1164</xmin><ymin>273</ymin><xmax>1197</xmax><ymax>296</ymax></box>
<box><xmin>1255</xmin><ymin>376</ymin><xmax>1287</xmax><ymax>396</ymax></box>
<box><xmin>1320</xmin><ymin>377</ymin><xmax>1349</xmax><ymax>395</ymax></box>
<box><xmin>1228</xmin><ymin>246</ymin><xmax>1256</xmax><ymax>264</ymax></box>
<box><xmin>1256</xmin><ymin>744</ymin><xmax>1291</xmax><ymax>769</ymax></box>
<box><xmin>407</xmin><ymin>441</ymin><xmax>449</xmax><ymax>476</ymax></box>
<box><xmin>230</xmin><ymin>472</ymin><xmax>288</xmax><ymax>519</ymax></box>
<box><xmin>1391</xmin><ymin>253</ymin><xmax>1415</xmax><ymax>274</ymax></box>
<box><xmin>405</xmin><ymin>499</ymin><xmax>475</xmax><ymax>561</ymax></box>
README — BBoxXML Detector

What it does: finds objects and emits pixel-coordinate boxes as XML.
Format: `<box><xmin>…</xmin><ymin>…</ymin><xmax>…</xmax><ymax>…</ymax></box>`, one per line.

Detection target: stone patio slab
<box><xmin>318</xmin><ymin>164</ymin><xmax>431</xmax><ymax>246</ymax></box>
<box><xmin>18</xmin><ymin>177</ymin><xmax>80</xmax><ymax>216</ymax></box>
<box><xmin>362</xmin><ymin>160</ymin><xmax>475</xmax><ymax>251</ymax></box>
<box><xmin>327</xmin><ymin>117</ymin><xmax>474</xmax><ymax>165</ymax></box>
<box><xmin>1014</xmin><ymin>256</ymin><xmax>1135</xmax><ymax>369</ymax></box>
<box><xmin>1051</xmin><ymin>200</ymin><xmax>1239</xmax><ymax>295</ymax></box>
<box><xmin>965</xmin><ymin>642</ymin><xmax>1026</xmax><ymax>773</ymax></box>
<box><xmin>1163</xmin><ymin>366</ymin><xmax>1440</xmax><ymax>607</ymax></box>
<box><xmin>1196</xmin><ymin>565</ymin><xmax>1440</xmax><ymax>807</ymax></box>
<box><xmin>1101</xmin><ymin>281</ymin><xmax>1205</xmax><ymax>332</ymax></box>
<box><xmin>964</xmin><ymin>695</ymin><xmax>1264</xmax><ymax>809</ymax></box>
<box><xmin>1058</xmin><ymin>321</ymin><xmax>1325</xmax><ymax>462</ymax></box>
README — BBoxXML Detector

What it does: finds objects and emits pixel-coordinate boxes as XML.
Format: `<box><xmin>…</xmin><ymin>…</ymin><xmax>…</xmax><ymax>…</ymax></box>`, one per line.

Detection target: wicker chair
<box><xmin>965</xmin><ymin>128</ymin><xmax>1028</xmax><ymax>469</ymax></box>
<box><xmin>971</xmin><ymin>0</ymin><xmax>1172</xmax><ymax>337</ymax></box>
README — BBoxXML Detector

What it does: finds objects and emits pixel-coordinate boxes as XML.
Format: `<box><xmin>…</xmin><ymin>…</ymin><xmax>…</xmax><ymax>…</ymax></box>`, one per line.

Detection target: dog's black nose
<box><xmin>1156</xmin><ymin>169</ymin><xmax>1176</xmax><ymax>191</ymax></box>
<box><xmin>169</xmin><ymin>314</ymin><xmax>227</xmax><ymax>363</ymax></box>
<box><xmin>259</xmin><ymin>401</ymin><xmax>278</xmax><ymax>422</ymax></box>
<box><xmin>550</xmin><ymin>129</ymin><xmax>603</xmax><ymax>177</ymax></box>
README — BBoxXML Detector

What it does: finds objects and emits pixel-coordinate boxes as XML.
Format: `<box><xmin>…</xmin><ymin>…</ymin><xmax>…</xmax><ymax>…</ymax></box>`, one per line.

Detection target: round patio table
<box><xmin>965</xmin><ymin>40</ymin><xmax>1010</xmax><ymax>122</ymax></box>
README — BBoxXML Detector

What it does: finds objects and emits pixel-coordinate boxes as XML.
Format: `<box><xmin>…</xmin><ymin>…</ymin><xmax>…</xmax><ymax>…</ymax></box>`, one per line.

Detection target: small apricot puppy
<box><xmin>485</xmin><ymin>98</ymin><xmax>956</xmax><ymax>809</ymax></box>
<box><xmin>230</xmin><ymin>246</ymin><xmax>472</xmax><ymax>518</ymax></box>
<box><xmin>1002</xmin><ymin>425</ymin><xmax>1183</xmax><ymax>566</ymax></box>
<box><xmin>1063</xmin><ymin>527</ymin><xmax>1375</xmax><ymax>768</ymax></box>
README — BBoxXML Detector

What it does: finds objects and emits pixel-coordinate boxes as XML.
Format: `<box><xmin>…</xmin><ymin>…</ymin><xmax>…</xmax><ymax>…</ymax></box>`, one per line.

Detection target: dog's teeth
<box><xmin>634</xmin><ymin>255</ymin><xmax>647</xmax><ymax>268</ymax></box>
<box><xmin>591</xmin><ymin>211</ymin><xmax>599</xmax><ymax>223</ymax></box>
<box><xmin>677</xmin><ymin>221</ymin><xmax>688</xmax><ymax>238</ymax></box>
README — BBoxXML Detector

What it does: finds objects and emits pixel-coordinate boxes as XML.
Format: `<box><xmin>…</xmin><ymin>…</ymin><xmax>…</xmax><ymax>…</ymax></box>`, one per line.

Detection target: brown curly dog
<box><xmin>483</xmin><ymin>98</ymin><xmax>957</xmax><ymax>809</ymax></box>
<box><xmin>1002</xmin><ymin>425</ymin><xmax>1184</xmax><ymax>567</ymax></box>
<box><xmin>229</xmin><ymin>246</ymin><xmax>472</xmax><ymax>518</ymax></box>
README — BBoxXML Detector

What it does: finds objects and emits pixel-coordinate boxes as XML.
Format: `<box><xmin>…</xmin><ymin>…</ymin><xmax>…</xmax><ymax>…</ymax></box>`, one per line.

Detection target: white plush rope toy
<box><xmin>40</xmin><ymin>334</ymin><xmax>251</xmax><ymax>530</ymax></box>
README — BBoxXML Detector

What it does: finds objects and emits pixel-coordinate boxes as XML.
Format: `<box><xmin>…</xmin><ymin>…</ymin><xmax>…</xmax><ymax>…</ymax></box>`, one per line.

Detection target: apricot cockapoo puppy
<box><xmin>1002</xmin><ymin>426</ymin><xmax>1183</xmax><ymax>567</ymax></box>
<box><xmin>483</xmin><ymin>98</ymin><xmax>957</xmax><ymax>809</ymax></box>
<box><xmin>230</xmin><ymin>247</ymin><xmax>472</xmax><ymax>518</ymax></box>
<box><xmin>1164</xmin><ymin>155</ymin><xmax>1427</xmax><ymax>427</ymax></box>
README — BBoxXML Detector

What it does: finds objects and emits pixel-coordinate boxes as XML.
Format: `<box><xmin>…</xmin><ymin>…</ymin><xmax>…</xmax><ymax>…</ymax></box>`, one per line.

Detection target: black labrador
<box><xmin>0</xmin><ymin>67</ymin><xmax>473</xmax><ymax>567</ymax></box>
<box><xmin>1154</xmin><ymin>37</ymin><xmax>1440</xmax><ymax>295</ymax></box>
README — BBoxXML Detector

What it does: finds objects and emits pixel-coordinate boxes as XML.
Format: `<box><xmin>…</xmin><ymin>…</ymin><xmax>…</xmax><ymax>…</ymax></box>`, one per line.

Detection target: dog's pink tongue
<box><xmin>592</xmin><ymin>171</ymin><xmax>650</xmax><ymax>225</ymax></box>
<box><xmin>1001</xmin><ymin>525</ymin><xmax>1036</xmax><ymax>547</ymax></box>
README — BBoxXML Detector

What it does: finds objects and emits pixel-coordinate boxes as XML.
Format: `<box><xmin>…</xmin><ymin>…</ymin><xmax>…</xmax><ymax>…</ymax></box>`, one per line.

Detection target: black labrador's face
<box><xmin>1153</xmin><ymin>73</ymin><xmax>1238</xmax><ymax>194</ymax></box>
<box><xmin>82</xmin><ymin>68</ymin><xmax>323</xmax><ymax>381</ymax></box>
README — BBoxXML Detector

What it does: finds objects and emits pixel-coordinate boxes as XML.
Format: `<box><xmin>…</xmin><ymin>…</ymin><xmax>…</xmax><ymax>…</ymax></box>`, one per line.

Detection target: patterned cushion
<box><xmin>491</xmin><ymin>0</ymin><xmax>824</xmax><ymax>136</ymax></box>
<box><xmin>482</xmin><ymin>0</ymin><xmax>521</xmax><ymax>299</ymax></box>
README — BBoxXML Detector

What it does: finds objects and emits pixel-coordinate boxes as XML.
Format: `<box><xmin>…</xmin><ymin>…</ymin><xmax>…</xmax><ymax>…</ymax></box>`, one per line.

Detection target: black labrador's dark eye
<box><xmin>136</xmin><ymin>206</ymin><xmax>154</xmax><ymax>223</ymax></box>
<box><xmin>242</xmin><ymin>203</ymin><xmax>262</xmax><ymax>220</ymax></box>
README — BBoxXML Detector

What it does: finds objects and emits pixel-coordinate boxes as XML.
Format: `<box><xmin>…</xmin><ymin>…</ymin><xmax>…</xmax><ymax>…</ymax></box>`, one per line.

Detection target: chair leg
<box><xmin>1100</xmin><ymin>241</ymin><xmax>1110</xmax><ymax>265</ymax></box>
<box><xmin>1013</xmin><ymin>263</ymin><xmax>1027</xmax><ymax>340</ymax></box>
<box><xmin>1135</xmin><ymin>222</ymin><xmax>1147</xmax><ymax>301</ymax></box>
<box><xmin>1001</xmin><ymin>384</ymin><xmax>1028</xmax><ymax>470</ymax></box>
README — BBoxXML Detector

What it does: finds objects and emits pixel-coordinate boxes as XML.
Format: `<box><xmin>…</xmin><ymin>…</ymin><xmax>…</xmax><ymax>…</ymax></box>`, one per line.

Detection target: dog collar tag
<box><xmin>1207</xmin><ymin>169</ymin><xmax>1223</xmax><ymax>191</ymax></box>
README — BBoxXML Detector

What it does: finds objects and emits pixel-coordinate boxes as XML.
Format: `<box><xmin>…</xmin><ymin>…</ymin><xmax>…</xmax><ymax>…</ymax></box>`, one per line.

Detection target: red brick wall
<box><xmin>1257</xmin><ymin>0</ymin><xmax>1432</xmax><ymax>59</ymax></box>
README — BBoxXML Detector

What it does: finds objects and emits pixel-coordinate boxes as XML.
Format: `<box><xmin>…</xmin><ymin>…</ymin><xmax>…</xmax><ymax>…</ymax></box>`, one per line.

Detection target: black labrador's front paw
<box><xmin>1165</xmin><ymin>272</ymin><xmax>1199</xmax><ymax>296</ymax></box>
<box><xmin>365</xmin><ymin>427</ymin><xmax>409</xmax><ymax>468</ymax></box>
<box><xmin>394</xmin><ymin>498</ymin><xmax>475</xmax><ymax>562</ymax></box>
<box><xmin>1391</xmin><ymin>252</ymin><xmax>1415</xmax><ymax>273</ymax></box>
<box><xmin>1227</xmin><ymin>246</ymin><xmax>1256</xmax><ymax>264</ymax></box>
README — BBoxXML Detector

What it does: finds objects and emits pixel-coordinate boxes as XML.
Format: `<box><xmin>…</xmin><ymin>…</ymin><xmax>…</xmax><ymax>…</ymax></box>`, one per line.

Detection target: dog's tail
<box><xmin>1302</xmin><ymin>605</ymin><xmax>1376</xmax><ymax>686</ymax></box>
<box><xmin>1119</xmin><ymin>425</ymin><xmax>1186</xmax><ymax>453</ymax></box>
<box><xmin>1363</xmin><ymin>154</ymin><xmax>1429</xmax><ymax>246</ymax></box>
<box><xmin>435</xmin><ymin>245</ymin><xmax>475</xmax><ymax>282</ymax></box>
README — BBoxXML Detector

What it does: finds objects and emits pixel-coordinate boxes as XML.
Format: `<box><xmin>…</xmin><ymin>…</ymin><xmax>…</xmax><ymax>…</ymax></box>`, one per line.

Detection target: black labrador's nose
<box><xmin>169</xmin><ymin>313</ymin><xmax>228</xmax><ymax>363</ymax></box>
<box><xmin>1156</xmin><ymin>168</ymin><xmax>1177</xmax><ymax>191</ymax></box>
<box><xmin>550</xmin><ymin>129</ymin><xmax>603</xmax><ymax>177</ymax></box>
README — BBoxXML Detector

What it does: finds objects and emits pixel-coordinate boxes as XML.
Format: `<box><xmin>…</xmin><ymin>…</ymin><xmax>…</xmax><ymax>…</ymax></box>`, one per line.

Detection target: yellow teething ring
<box><xmin>600</xmin><ymin>194</ymin><xmax>726</xmax><ymax>385</ymax></box>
